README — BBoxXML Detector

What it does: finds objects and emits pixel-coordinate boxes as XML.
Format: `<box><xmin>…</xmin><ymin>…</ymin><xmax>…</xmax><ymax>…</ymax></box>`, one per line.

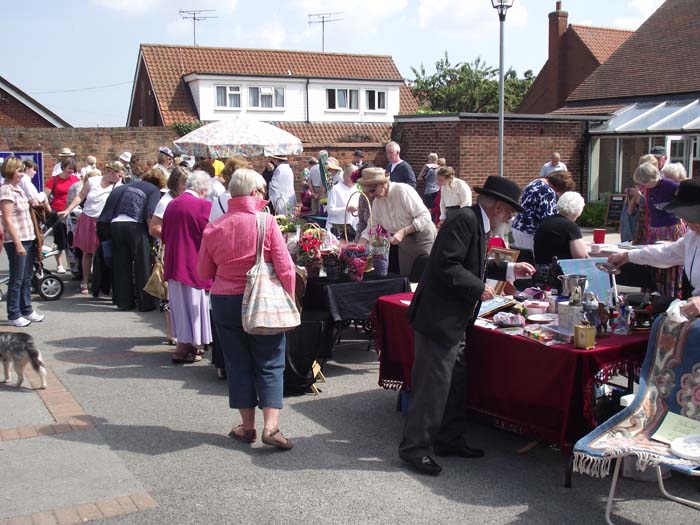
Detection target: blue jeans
<box><xmin>211</xmin><ymin>294</ymin><xmax>286</xmax><ymax>410</ymax></box>
<box><xmin>4</xmin><ymin>241</ymin><xmax>36</xmax><ymax>321</ymax></box>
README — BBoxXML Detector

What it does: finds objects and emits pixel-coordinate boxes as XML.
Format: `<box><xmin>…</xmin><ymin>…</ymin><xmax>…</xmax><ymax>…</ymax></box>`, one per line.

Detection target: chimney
<box><xmin>548</xmin><ymin>1</ymin><xmax>568</xmax><ymax>107</ymax></box>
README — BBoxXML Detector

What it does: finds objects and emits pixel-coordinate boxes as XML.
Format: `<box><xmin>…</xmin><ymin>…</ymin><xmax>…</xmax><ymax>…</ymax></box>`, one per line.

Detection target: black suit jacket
<box><xmin>408</xmin><ymin>204</ymin><xmax>507</xmax><ymax>347</ymax></box>
<box><xmin>387</xmin><ymin>161</ymin><xmax>416</xmax><ymax>188</ymax></box>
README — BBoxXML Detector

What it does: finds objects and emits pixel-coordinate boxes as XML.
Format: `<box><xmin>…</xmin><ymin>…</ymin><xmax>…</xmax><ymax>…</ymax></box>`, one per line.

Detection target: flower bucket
<box><xmin>372</xmin><ymin>254</ymin><xmax>389</xmax><ymax>277</ymax></box>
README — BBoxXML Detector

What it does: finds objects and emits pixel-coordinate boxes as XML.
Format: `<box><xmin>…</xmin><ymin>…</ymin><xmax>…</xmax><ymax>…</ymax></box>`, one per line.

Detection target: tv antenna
<box><xmin>179</xmin><ymin>9</ymin><xmax>218</xmax><ymax>46</ymax></box>
<box><xmin>308</xmin><ymin>12</ymin><xmax>343</xmax><ymax>52</ymax></box>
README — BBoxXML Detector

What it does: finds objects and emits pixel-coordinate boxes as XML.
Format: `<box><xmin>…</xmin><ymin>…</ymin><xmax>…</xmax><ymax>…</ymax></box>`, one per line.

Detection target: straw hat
<box><xmin>269</xmin><ymin>155</ymin><xmax>288</xmax><ymax>161</ymax></box>
<box><xmin>119</xmin><ymin>151</ymin><xmax>132</xmax><ymax>163</ymax></box>
<box><xmin>357</xmin><ymin>167</ymin><xmax>390</xmax><ymax>186</ymax></box>
<box><xmin>57</xmin><ymin>147</ymin><xmax>75</xmax><ymax>157</ymax></box>
<box><xmin>104</xmin><ymin>161</ymin><xmax>125</xmax><ymax>172</ymax></box>
<box><xmin>325</xmin><ymin>157</ymin><xmax>343</xmax><ymax>171</ymax></box>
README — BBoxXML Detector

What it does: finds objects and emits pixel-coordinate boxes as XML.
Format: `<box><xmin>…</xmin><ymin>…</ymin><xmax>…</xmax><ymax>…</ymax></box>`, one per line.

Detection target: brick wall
<box><xmin>0</xmin><ymin>88</ymin><xmax>56</xmax><ymax>128</ymax></box>
<box><xmin>392</xmin><ymin>116</ymin><xmax>590</xmax><ymax>198</ymax></box>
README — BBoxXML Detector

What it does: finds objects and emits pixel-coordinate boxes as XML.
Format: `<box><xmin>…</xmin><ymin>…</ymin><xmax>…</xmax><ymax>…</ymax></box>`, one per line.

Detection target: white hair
<box><xmin>229</xmin><ymin>168</ymin><xmax>266</xmax><ymax>197</ymax></box>
<box><xmin>633</xmin><ymin>162</ymin><xmax>661</xmax><ymax>185</ymax></box>
<box><xmin>186</xmin><ymin>170</ymin><xmax>213</xmax><ymax>195</ymax></box>
<box><xmin>386</xmin><ymin>141</ymin><xmax>400</xmax><ymax>153</ymax></box>
<box><xmin>556</xmin><ymin>191</ymin><xmax>585</xmax><ymax>220</ymax></box>
<box><xmin>428</xmin><ymin>153</ymin><xmax>438</xmax><ymax>163</ymax></box>
<box><xmin>661</xmin><ymin>162</ymin><xmax>687</xmax><ymax>182</ymax></box>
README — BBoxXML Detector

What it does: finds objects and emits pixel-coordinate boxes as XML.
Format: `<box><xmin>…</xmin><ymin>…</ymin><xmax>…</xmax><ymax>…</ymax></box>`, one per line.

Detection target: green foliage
<box><xmin>576</xmin><ymin>201</ymin><xmax>607</xmax><ymax>228</ymax></box>
<box><xmin>410</xmin><ymin>52</ymin><xmax>534</xmax><ymax>113</ymax></box>
<box><xmin>171</xmin><ymin>121</ymin><xmax>203</xmax><ymax>137</ymax></box>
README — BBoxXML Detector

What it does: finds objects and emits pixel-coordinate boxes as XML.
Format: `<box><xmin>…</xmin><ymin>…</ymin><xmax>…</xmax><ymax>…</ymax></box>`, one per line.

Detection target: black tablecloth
<box><xmin>303</xmin><ymin>272</ymin><xmax>409</xmax><ymax>322</ymax></box>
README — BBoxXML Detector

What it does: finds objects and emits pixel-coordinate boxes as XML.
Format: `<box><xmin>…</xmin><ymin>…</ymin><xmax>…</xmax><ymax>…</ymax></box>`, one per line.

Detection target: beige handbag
<box><xmin>144</xmin><ymin>246</ymin><xmax>168</xmax><ymax>300</ymax></box>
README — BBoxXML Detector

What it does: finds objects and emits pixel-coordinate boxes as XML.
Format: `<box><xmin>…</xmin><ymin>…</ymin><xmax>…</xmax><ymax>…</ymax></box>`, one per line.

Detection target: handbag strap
<box><xmin>255</xmin><ymin>212</ymin><xmax>266</xmax><ymax>265</ymax></box>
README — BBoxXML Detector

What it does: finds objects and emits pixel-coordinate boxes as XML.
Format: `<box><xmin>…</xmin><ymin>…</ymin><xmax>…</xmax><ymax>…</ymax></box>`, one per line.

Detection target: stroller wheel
<box><xmin>37</xmin><ymin>276</ymin><xmax>64</xmax><ymax>301</ymax></box>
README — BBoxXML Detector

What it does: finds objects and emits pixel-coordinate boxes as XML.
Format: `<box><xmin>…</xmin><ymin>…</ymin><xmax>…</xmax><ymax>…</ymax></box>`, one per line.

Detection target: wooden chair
<box><xmin>573</xmin><ymin>316</ymin><xmax>700</xmax><ymax>524</ymax></box>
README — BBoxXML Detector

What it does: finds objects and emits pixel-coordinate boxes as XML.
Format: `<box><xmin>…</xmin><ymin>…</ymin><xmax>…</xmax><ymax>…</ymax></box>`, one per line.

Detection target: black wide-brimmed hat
<box><xmin>658</xmin><ymin>178</ymin><xmax>700</xmax><ymax>223</ymax></box>
<box><xmin>474</xmin><ymin>176</ymin><xmax>523</xmax><ymax>212</ymax></box>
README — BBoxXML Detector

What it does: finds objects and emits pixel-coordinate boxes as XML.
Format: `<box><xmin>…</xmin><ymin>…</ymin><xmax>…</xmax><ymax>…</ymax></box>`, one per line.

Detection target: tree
<box><xmin>410</xmin><ymin>53</ymin><xmax>534</xmax><ymax>113</ymax></box>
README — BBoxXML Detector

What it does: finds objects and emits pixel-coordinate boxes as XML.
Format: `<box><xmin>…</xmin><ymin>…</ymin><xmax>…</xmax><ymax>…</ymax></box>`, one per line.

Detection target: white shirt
<box><xmin>479</xmin><ymin>204</ymin><xmax>516</xmax><ymax>282</ymax></box>
<box><xmin>309</xmin><ymin>164</ymin><xmax>322</xmax><ymax>188</ymax></box>
<box><xmin>326</xmin><ymin>182</ymin><xmax>359</xmax><ymax>230</ymax></box>
<box><xmin>208</xmin><ymin>179</ymin><xmax>226</xmax><ymax>202</ymax></box>
<box><xmin>52</xmin><ymin>162</ymin><xmax>62</xmax><ymax>177</ymax></box>
<box><xmin>361</xmin><ymin>182</ymin><xmax>431</xmax><ymax>240</ymax></box>
<box><xmin>440</xmin><ymin>178</ymin><xmax>472</xmax><ymax>220</ymax></box>
<box><xmin>628</xmin><ymin>230</ymin><xmax>700</xmax><ymax>296</ymax></box>
<box><xmin>539</xmin><ymin>161</ymin><xmax>567</xmax><ymax>178</ymax></box>
<box><xmin>19</xmin><ymin>174</ymin><xmax>41</xmax><ymax>202</ymax></box>
<box><xmin>153</xmin><ymin>163</ymin><xmax>171</xmax><ymax>177</ymax></box>
<box><xmin>209</xmin><ymin>193</ymin><xmax>231</xmax><ymax>223</ymax></box>
<box><xmin>153</xmin><ymin>192</ymin><xmax>175</xmax><ymax>220</ymax></box>
<box><xmin>82</xmin><ymin>176</ymin><xmax>117</xmax><ymax>218</ymax></box>
<box><xmin>268</xmin><ymin>163</ymin><xmax>296</xmax><ymax>216</ymax></box>
<box><xmin>80</xmin><ymin>164</ymin><xmax>97</xmax><ymax>178</ymax></box>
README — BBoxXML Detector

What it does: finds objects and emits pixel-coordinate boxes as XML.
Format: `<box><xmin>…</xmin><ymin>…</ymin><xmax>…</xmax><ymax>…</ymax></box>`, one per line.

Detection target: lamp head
<box><xmin>492</xmin><ymin>0</ymin><xmax>515</xmax><ymax>19</ymax></box>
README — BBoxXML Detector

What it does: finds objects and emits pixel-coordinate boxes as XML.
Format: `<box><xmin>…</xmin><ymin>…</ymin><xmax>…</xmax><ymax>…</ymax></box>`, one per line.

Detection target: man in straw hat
<box><xmin>609</xmin><ymin>177</ymin><xmax>700</xmax><ymax>317</ymax></box>
<box><xmin>52</xmin><ymin>147</ymin><xmax>76</xmax><ymax>177</ymax></box>
<box><xmin>358</xmin><ymin>167</ymin><xmax>435</xmax><ymax>275</ymax></box>
<box><xmin>399</xmin><ymin>176</ymin><xmax>535</xmax><ymax>476</ymax></box>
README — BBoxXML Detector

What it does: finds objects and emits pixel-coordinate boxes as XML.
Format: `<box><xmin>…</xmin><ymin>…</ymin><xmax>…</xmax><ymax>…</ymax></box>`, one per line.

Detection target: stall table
<box><xmin>374</xmin><ymin>292</ymin><xmax>649</xmax><ymax>450</ymax></box>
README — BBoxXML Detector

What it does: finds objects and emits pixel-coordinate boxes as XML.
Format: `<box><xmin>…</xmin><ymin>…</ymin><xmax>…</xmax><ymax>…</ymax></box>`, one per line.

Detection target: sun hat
<box><xmin>650</xmin><ymin>146</ymin><xmax>667</xmax><ymax>157</ymax></box>
<box><xmin>159</xmin><ymin>147</ymin><xmax>174</xmax><ymax>158</ymax></box>
<box><xmin>104</xmin><ymin>161</ymin><xmax>125</xmax><ymax>173</ymax></box>
<box><xmin>86</xmin><ymin>155</ymin><xmax>97</xmax><ymax>165</ymax></box>
<box><xmin>58</xmin><ymin>147</ymin><xmax>75</xmax><ymax>157</ymax></box>
<box><xmin>325</xmin><ymin>157</ymin><xmax>343</xmax><ymax>172</ymax></box>
<box><xmin>357</xmin><ymin>167</ymin><xmax>390</xmax><ymax>186</ymax></box>
<box><xmin>658</xmin><ymin>178</ymin><xmax>700</xmax><ymax>223</ymax></box>
<box><xmin>474</xmin><ymin>176</ymin><xmax>524</xmax><ymax>212</ymax></box>
<box><xmin>119</xmin><ymin>151</ymin><xmax>132</xmax><ymax>163</ymax></box>
<box><xmin>269</xmin><ymin>155</ymin><xmax>288</xmax><ymax>161</ymax></box>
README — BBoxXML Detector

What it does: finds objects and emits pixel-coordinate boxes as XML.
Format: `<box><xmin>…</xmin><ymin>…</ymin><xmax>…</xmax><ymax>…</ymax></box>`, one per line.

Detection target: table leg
<box><xmin>564</xmin><ymin>452</ymin><xmax>574</xmax><ymax>488</ymax></box>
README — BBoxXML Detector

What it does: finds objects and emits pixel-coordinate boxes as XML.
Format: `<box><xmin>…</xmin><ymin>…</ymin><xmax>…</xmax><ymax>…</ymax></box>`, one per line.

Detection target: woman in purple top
<box><xmin>161</xmin><ymin>171</ymin><xmax>213</xmax><ymax>364</ymax></box>
<box><xmin>633</xmin><ymin>162</ymin><xmax>686</xmax><ymax>297</ymax></box>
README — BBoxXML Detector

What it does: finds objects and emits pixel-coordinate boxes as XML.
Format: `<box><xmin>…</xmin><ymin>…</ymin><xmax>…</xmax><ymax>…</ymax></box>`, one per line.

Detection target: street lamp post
<box><xmin>491</xmin><ymin>0</ymin><xmax>514</xmax><ymax>177</ymax></box>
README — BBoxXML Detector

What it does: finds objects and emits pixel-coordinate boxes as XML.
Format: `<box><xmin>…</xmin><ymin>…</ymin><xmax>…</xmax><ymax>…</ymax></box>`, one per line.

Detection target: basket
<box><xmin>341</xmin><ymin>191</ymin><xmax>372</xmax><ymax>282</ymax></box>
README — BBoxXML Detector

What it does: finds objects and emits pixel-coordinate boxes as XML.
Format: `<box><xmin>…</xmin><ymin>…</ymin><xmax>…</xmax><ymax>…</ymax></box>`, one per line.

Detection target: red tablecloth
<box><xmin>373</xmin><ymin>292</ymin><xmax>649</xmax><ymax>448</ymax></box>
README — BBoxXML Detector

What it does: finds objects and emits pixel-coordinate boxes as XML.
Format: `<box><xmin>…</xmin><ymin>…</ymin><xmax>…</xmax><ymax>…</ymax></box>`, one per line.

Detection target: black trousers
<box><xmin>110</xmin><ymin>221</ymin><xmax>155</xmax><ymax>311</ymax></box>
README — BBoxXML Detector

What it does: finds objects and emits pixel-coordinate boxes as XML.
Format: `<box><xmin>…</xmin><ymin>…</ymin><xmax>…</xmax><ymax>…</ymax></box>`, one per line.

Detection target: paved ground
<box><xmin>1</xmin><ymin>250</ymin><xmax>699</xmax><ymax>524</ymax></box>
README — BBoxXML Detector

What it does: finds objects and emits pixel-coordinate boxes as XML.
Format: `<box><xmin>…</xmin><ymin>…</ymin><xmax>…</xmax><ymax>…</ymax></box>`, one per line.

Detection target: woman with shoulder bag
<box><xmin>198</xmin><ymin>168</ymin><xmax>296</xmax><ymax>450</ymax></box>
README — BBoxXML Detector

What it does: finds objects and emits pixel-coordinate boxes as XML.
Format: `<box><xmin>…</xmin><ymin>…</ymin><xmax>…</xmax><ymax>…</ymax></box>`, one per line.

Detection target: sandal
<box><xmin>171</xmin><ymin>352</ymin><xmax>202</xmax><ymax>364</ymax></box>
<box><xmin>80</xmin><ymin>284</ymin><xmax>89</xmax><ymax>295</ymax></box>
<box><xmin>228</xmin><ymin>424</ymin><xmax>256</xmax><ymax>444</ymax></box>
<box><xmin>261</xmin><ymin>429</ymin><xmax>294</xmax><ymax>450</ymax></box>
<box><xmin>164</xmin><ymin>337</ymin><xmax>177</xmax><ymax>346</ymax></box>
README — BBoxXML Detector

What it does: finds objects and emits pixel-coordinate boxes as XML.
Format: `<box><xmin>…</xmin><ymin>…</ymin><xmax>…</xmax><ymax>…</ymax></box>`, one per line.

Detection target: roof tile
<box><xmin>272</xmin><ymin>122</ymin><xmax>391</xmax><ymax>144</ymax></box>
<box><xmin>570</xmin><ymin>25</ymin><xmax>633</xmax><ymax>64</ymax></box>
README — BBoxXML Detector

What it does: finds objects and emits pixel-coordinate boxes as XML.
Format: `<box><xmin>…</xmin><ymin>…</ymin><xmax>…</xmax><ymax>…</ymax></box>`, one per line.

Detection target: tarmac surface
<box><xmin>1</xmin><ymin>251</ymin><xmax>699</xmax><ymax>524</ymax></box>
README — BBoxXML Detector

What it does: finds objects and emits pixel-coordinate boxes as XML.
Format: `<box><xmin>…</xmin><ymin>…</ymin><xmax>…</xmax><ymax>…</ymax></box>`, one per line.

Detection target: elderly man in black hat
<box><xmin>399</xmin><ymin>175</ymin><xmax>536</xmax><ymax>476</ymax></box>
<box><xmin>610</xmin><ymin>177</ymin><xmax>700</xmax><ymax>317</ymax></box>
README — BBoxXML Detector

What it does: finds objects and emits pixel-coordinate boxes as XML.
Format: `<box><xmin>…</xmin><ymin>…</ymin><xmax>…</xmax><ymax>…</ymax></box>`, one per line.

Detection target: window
<box><xmin>248</xmin><ymin>86</ymin><xmax>284</xmax><ymax>109</ymax></box>
<box><xmin>326</xmin><ymin>88</ymin><xmax>359</xmax><ymax>110</ymax></box>
<box><xmin>366</xmin><ymin>89</ymin><xmax>387</xmax><ymax>111</ymax></box>
<box><xmin>215</xmin><ymin>85</ymin><xmax>241</xmax><ymax>108</ymax></box>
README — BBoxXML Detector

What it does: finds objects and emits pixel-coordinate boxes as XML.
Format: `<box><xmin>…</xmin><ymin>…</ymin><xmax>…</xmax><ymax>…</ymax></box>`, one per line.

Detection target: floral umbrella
<box><xmin>174</xmin><ymin>118</ymin><xmax>303</xmax><ymax>159</ymax></box>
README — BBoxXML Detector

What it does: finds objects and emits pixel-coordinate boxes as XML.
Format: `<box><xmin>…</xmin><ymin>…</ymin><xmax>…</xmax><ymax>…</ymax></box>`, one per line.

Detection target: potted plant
<box><xmin>369</xmin><ymin>225</ymin><xmax>391</xmax><ymax>277</ymax></box>
<box><xmin>296</xmin><ymin>229</ymin><xmax>323</xmax><ymax>279</ymax></box>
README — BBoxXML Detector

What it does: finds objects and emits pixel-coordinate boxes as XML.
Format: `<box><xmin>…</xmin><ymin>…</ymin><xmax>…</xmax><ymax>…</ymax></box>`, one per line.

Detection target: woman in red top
<box><xmin>198</xmin><ymin>168</ymin><xmax>296</xmax><ymax>450</ymax></box>
<box><xmin>44</xmin><ymin>157</ymin><xmax>80</xmax><ymax>273</ymax></box>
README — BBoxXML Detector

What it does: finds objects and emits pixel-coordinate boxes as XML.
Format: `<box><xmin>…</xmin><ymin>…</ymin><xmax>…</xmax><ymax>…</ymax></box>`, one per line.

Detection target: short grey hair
<box><xmin>633</xmin><ymin>162</ymin><xmax>661</xmax><ymax>185</ymax></box>
<box><xmin>229</xmin><ymin>168</ymin><xmax>266</xmax><ymax>197</ymax></box>
<box><xmin>386</xmin><ymin>141</ymin><xmax>400</xmax><ymax>153</ymax></box>
<box><xmin>427</xmin><ymin>153</ymin><xmax>438</xmax><ymax>163</ymax></box>
<box><xmin>186</xmin><ymin>170</ymin><xmax>213</xmax><ymax>195</ymax></box>
<box><xmin>556</xmin><ymin>191</ymin><xmax>585</xmax><ymax>220</ymax></box>
<box><xmin>661</xmin><ymin>162</ymin><xmax>687</xmax><ymax>182</ymax></box>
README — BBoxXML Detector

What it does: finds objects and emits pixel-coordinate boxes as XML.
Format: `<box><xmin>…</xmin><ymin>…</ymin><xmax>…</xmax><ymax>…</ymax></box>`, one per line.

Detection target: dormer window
<box><xmin>215</xmin><ymin>85</ymin><xmax>241</xmax><ymax>108</ymax></box>
<box><xmin>249</xmin><ymin>86</ymin><xmax>285</xmax><ymax>109</ymax></box>
<box><xmin>327</xmin><ymin>88</ymin><xmax>359</xmax><ymax>111</ymax></box>
<box><xmin>366</xmin><ymin>89</ymin><xmax>387</xmax><ymax>111</ymax></box>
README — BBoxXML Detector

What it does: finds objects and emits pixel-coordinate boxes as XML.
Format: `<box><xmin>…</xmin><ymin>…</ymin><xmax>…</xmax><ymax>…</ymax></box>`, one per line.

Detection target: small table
<box><xmin>374</xmin><ymin>292</ymin><xmax>648</xmax><ymax>449</ymax></box>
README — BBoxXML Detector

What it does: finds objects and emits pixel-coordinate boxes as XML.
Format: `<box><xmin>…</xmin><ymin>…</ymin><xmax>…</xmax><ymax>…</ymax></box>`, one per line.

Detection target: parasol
<box><xmin>174</xmin><ymin>118</ymin><xmax>303</xmax><ymax>159</ymax></box>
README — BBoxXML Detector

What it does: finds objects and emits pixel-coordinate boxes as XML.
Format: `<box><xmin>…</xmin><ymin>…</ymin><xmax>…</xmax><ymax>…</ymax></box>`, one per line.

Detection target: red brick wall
<box><xmin>392</xmin><ymin>117</ymin><xmax>590</xmax><ymax>197</ymax></box>
<box><xmin>0</xmin><ymin>88</ymin><xmax>56</xmax><ymax>128</ymax></box>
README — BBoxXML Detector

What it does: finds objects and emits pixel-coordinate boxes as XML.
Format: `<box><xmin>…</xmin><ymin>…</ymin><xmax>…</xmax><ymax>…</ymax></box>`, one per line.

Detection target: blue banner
<box><xmin>0</xmin><ymin>151</ymin><xmax>44</xmax><ymax>191</ymax></box>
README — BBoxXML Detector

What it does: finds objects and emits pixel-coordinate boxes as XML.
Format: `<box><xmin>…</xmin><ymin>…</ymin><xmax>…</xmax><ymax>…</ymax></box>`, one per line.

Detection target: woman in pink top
<box><xmin>198</xmin><ymin>168</ymin><xmax>296</xmax><ymax>450</ymax></box>
<box><xmin>161</xmin><ymin>171</ymin><xmax>213</xmax><ymax>364</ymax></box>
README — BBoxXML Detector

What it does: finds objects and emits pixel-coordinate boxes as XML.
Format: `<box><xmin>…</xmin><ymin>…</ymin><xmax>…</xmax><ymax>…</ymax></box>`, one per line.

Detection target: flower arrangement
<box><xmin>369</xmin><ymin>224</ymin><xmax>391</xmax><ymax>256</ymax></box>
<box><xmin>296</xmin><ymin>229</ymin><xmax>323</xmax><ymax>268</ymax></box>
<box><xmin>342</xmin><ymin>243</ymin><xmax>370</xmax><ymax>282</ymax></box>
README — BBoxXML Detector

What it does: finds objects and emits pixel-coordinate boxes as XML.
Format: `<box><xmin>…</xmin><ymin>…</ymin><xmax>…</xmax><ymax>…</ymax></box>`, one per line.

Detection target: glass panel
<box><xmin>261</xmin><ymin>94</ymin><xmax>273</xmax><ymax>108</ymax></box>
<box><xmin>623</xmin><ymin>102</ymin><xmax>686</xmax><ymax>132</ymax></box>
<box><xmin>249</xmin><ymin>87</ymin><xmax>259</xmax><ymax>107</ymax></box>
<box><xmin>367</xmin><ymin>90</ymin><xmax>375</xmax><ymax>110</ymax></box>
<box><xmin>216</xmin><ymin>86</ymin><xmax>226</xmax><ymax>107</ymax></box>
<box><xmin>228</xmin><ymin>93</ymin><xmax>240</xmax><ymax>107</ymax></box>
<box><xmin>597</xmin><ymin>138</ymin><xmax>617</xmax><ymax>198</ymax></box>
<box><xmin>669</xmin><ymin>139</ymin><xmax>687</xmax><ymax>164</ymax></box>
<box><xmin>327</xmin><ymin>89</ymin><xmax>335</xmax><ymax>109</ymax></box>
<box><xmin>337</xmin><ymin>89</ymin><xmax>348</xmax><ymax>109</ymax></box>
<box><xmin>589</xmin><ymin>103</ymin><xmax>658</xmax><ymax>134</ymax></box>
<box><xmin>378</xmin><ymin>91</ymin><xmax>386</xmax><ymax>109</ymax></box>
<box><xmin>274</xmin><ymin>87</ymin><xmax>284</xmax><ymax>108</ymax></box>
<box><xmin>349</xmin><ymin>89</ymin><xmax>358</xmax><ymax>110</ymax></box>
<box><xmin>657</xmin><ymin>102</ymin><xmax>700</xmax><ymax>131</ymax></box>
<box><xmin>620</xmin><ymin>137</ymin><xmax>647</xmax><ymax>191</ymax></box>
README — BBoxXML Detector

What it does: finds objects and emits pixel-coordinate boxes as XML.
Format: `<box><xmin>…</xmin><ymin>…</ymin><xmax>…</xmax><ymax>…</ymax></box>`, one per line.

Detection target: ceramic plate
<box><xmin>670</xmin><ymin>434</ymin><xmax>700</xmax><ymax>461</ymax></box>
<box><xmin>527</xmin><ymin>313</ymin><xmax>558</xmax><ymax>324</ymax></box>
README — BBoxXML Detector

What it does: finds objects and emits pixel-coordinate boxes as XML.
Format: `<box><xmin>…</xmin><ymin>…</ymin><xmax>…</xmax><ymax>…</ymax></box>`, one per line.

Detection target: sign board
<box><xmin>0</xmin><ymin>152</ymin><xmax>45</xmax><ymax>192</ymax></box>
<box><xmin>605</xmin><ymin>193</ymin><xmax>626</xmax><ymax>226</ymax></box>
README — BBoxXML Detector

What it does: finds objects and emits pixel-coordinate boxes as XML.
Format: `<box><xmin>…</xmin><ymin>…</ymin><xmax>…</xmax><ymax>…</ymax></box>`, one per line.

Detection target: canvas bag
<box><xmin>143</xmin><ymin>245</ymin><xmax>168</xmax><ymax>300</ymax></box>
<box><xmin>242</xmin><ymin>213</ymin><xmax>300</xmax><ymax>335</ymax></box>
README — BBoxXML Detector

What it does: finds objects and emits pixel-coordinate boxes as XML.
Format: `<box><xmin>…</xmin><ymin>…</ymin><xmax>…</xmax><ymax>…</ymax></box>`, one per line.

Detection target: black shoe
<box><xmin>400</xmin><ymin>454</ymin><xmax>442</xmax><ymax>476</ymax></box>
<box><xmin>117</xmin><ymin>304</ymin><xmax>136</xmax><ymax>311</ymax></box>
<box><xmin>433</xmin><ymin>441</ymin><xmax>485</xmax><ymax>459</ymax></box>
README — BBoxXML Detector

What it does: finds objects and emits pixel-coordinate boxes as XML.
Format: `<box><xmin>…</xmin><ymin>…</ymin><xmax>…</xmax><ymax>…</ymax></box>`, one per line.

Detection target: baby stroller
<box><xmin>31</xmin><ymin>211</ymin><xmax>65</xmax><ymax>301</ymax></box>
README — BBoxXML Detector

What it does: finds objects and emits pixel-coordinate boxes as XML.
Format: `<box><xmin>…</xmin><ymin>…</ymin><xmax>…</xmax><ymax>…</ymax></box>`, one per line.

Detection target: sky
<box><xmin>3</xmin><ymin>0</ymin><xmax>666</xmax><ymax>128</ymax></box>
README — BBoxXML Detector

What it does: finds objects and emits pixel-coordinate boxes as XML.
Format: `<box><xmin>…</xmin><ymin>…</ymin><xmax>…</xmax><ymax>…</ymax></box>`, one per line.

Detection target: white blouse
<box><xmin>628</xmin><ymin>230</ymin><xmax>700</xmax><ymax>295</ymax></box>
<box><xmin>440</xmin><ymin>178</ymin><xmax>472</xmax><ymax>220</ymax></box>
<box><xmin>362</xmin><ymin>182</ymin><xmax>432</xmax><ymax>239</ymax></box>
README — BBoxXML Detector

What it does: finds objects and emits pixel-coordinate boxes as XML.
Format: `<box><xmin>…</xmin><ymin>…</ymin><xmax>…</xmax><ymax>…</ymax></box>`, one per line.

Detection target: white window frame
<box><xmin>215</xmin><ymin>85</ymin><xmax>241</xmax><ymax>110</ymax></box>
<box><xmin>326</xmin><ymin>88</ymin><xmax>359</xmax><ymax>112</ymax></box>
<box><xmin>248</xmin><ymin>86</ymin><xmax>285</xmax><ymax>110</ymax></box>
<box><xmin>365</xmin><ymin>89</ymin><xmax>387</xmax><ymax>112</ymax></box>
